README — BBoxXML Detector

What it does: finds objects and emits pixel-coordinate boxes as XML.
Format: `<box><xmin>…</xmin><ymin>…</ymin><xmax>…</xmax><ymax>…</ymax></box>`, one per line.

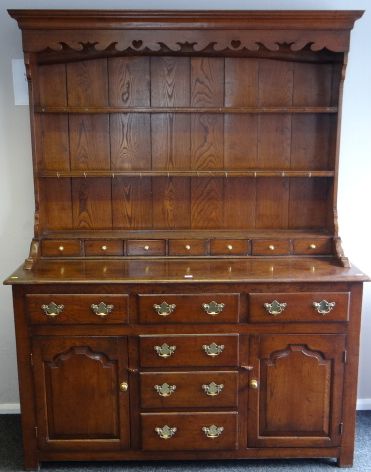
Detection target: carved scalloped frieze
<box><xmin>22</xmin><ymin>29</ymin><xmax>349</xmax><ymax>54</ymax></box>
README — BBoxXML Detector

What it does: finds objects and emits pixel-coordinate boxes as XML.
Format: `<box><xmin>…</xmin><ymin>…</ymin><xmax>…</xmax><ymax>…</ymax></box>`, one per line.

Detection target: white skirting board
<box><xmin>0</xmin><ymin>401</ymin><xmax>370</xmax><ymax>414</ymax></box>
<box><xmin>0</xmin><ymin>404</ymin><xmax>20</xmax><ymax>414</ymax></box>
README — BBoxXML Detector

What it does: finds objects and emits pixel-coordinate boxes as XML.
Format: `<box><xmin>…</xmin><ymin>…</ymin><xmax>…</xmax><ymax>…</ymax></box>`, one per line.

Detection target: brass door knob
<box><xmin>250</xmin><ymin>379</ymin><xmax>259</xmax><ymax>389</ymax></box>
<box><xmin>120</xmin><ymin>381</ymin><xmax>128</xmax><ymax>392</ymax></box>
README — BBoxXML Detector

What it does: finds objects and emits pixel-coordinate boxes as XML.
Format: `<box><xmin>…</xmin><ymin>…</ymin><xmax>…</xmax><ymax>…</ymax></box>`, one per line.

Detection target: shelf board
<box><xmin>40</xmin><ymin>229</ymin><xmax>333</xmax><ymax>240</ymax></box>
<box><xmin>35</xmin><ymin>106</ymin><xmax>338</xmax><ymax>114</ymax></box>
<box><xmin>38</xmin><ymin>170</ymin><xmax>335</xmax><ymax>178</ymax></box>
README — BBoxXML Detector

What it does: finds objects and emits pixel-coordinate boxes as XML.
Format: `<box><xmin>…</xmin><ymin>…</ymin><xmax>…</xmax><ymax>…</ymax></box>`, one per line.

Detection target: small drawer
<box><xmin>41</xmin><ymin>240</ymin><xmax>81</xmax><ymax>257</ymax></box>
<box><xmin>249</xmin><ymin>292</ymin><xmax>350</xmax><ymax>322</ymax></box>
<box><xmin>126</xmin><ymin>240</ymin><xmax>166</xmax><ymax>256</ymax></box>
<box><xmin>293</xmin><ymin>238</ymin><xmax>332</xmax><ymax>255</ymax></box>
<box><xmin>138</xmin><ymin>293</ymin><xmax>239</xmax><ymax>324</ymax></box>
<box><xmin>141</xmin><ymin>412</ymin><xmax>238</xmax><ymax>451</ymax></box>
<box><xmin>26</xmin><ymin>294</ymin><xmax>129</xmax><ymax>324</ymax></box>
<box><xmin>210</xmin><ymin>239</ymin><xmax>249</xmax><ymax>256</ymax></box>
<box><xmin>252</xmin><ymin>239</ymin><xmax>290</xmax><ymax>256</ymax></box>
<box><xmin>168</xmin><ymin>239</ymin><xmax>208</xmax><ymax>256</ymax></box>
<box><xmin>139</xmin><ymin>334</ymin><xmax>239</xmax><ymax>368</ymax></box>
<box><xmin>84</xmin><ymin>240</ymin><xmax>123</xmax><ymax>256</ymax></box>
<box><xmin>140</xmin><ymin>371</ymin><xmax>238</xmax><ymax>409</ymax></box>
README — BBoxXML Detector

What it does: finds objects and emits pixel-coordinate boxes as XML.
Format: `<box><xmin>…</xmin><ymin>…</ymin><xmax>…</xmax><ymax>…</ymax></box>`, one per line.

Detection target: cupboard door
<box><xmin>32</xmin><ymin>336</ymin><xmax>129</xmax><ymax>451</ymax></box>
<box><xmin>248</xmin><ymin>334</ymin><xmax>345</xmax><ymax>447</ymax></box>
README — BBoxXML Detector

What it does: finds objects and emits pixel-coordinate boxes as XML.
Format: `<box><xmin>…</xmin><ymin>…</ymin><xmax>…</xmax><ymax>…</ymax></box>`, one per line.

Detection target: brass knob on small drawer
<box><xmin>250</xmin><ymin>379</ymin><xmax>259</xmax><ymax>389</ymax></box>
<box><xmin>268</xmin><ymin>244</ymin><xmax>275</xmax><ymax>251</ymax></box>
<box><xmin>309</xmin><ymin>243</ymin><xmax>317</xmax><ymax>249</ymax></box>
<box><xmin>144</xmin><ymin>245</ymin><xmax>150</xmax><ymax>251</ymax></box>
<box><xmin>101</xmin><ymin>245</ymin><xmax>108</xmax><ymax>251</ymax></box>
<box><xmin>58</xmin><ymin>245</ymin><xmax>64</xmax><ymax>252</ymax></box>
<box><xmin>119</xmin><ymin>381</ymin><xmax>128</xmax><ymax>392</ymax></box>
<box><xmin>227</xmin><ymin>244</ymin><xmax>233</xmax><ymax>251</ymax></box>
<box><xmin>185</xmin><ymin>244</ymin><xmax>191</xmax><ymax>250</ymax></box>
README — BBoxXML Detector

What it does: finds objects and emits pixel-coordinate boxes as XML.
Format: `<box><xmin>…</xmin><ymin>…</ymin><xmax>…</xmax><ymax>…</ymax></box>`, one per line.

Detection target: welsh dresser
<box><xmin>5</xmin><ymin>9</ymin><xmax>368</xmax><ymax>470</ymax></box>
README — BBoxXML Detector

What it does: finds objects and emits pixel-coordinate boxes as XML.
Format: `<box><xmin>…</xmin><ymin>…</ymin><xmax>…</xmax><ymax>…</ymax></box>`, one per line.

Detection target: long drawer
<box><xmin>138</xmin><ymin>293</ymin><xmax>239</xmax><ymax>324</ymax></box>
<box><xmin>140</xmin><ymin>371</ymin><xmax>238</xmax><ymax>408</ymax></box>
<box><xmin>249</xmin><ymin>292</ymin><xmax>350</xmax><ymax>322</ymax></box>
<box><xmin>139</xmin><ymin>334</ymin><xmax>239</xmax><ymax>367</ymax></box>
<box><xmin>141</xmin><ymin>412</ymin><xmax>238</xmax><ymax>450</ymax></box>
<box><xmin>26</xmin><ymin>294</ymin><xmax>129</xmax><ymax>324</ymax></box>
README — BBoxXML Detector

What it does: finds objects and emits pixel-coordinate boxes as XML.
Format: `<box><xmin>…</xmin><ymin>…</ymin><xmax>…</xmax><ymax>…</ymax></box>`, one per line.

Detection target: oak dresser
<box><xmin>4</xmin><ymin>9</ymin><xmax>369</xmax><ymax>469</ymax></box>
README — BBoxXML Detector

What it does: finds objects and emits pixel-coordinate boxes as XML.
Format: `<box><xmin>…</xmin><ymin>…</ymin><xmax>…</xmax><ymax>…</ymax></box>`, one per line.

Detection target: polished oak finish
<box><xmin>5</xmin><ymin>8</ymin><xmax>367</xmax><ymax>471</ymax></box>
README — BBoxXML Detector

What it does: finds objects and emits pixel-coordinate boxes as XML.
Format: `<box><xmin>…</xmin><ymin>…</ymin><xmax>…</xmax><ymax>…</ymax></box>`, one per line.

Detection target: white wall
<box><xmin>0</xmin><ymin>0</ymin><xmax>370</xmax><ymax>411</ymax></box>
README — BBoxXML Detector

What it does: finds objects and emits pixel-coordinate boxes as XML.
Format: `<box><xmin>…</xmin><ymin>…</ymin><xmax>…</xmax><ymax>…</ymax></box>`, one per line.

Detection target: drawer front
<box><xmin>84</xmin><ymin>240</ymin><xmax>123</xmax><ymax>256</ymax></box>
<box><xmin>252</xmin><ymin>239</ymin><xmax>290</xmax><ymax>256</ymax></box>
<box><xmin>249</xmin><ymin>292</ymin><xmax>350</xmax><ymax>322</ymax></box>
<box><xmin>139</xmin><ymin>335</ymin><xmax>239</xmax><ymax>367</ymax></box>
<box><xmin>293</xmin><ymin>238</ymin><xmax>332</xmax><ymax>255</ymax></box>
<box><xmin>140</xmin><ymin>371</ymin><xmax>238</xmax><ymax>409</ymax></box>
<box><xmin>210</xmin><ymin>239</ymin><xmax>249</xmax><ymax>256</ymax></box>
<box><xmin>26</xmin><ymin>294</ymin><xmax>129</xmax><ymax>324</ymax></box>
<box><xmin>41</xmin><ymin>240</ymin><xmax>81</xmax><ymax>257</ymax></box>
<box><xmin>138</xmin><ymin>293</ymin><xmax>239</xmax><ymax>324</ymax></box>
<box><xmin>141</xmin><ymin>412</ymin><xmax>238</xmax><ymax>450</ymax></box>
<box><xmin>168</xmin><ymin>239</ymin><xmax>208</xmax><ymax>256</ymax></box>
<box><xmin>126</xmin><ymin>240</ymin><xmax>166</xmax><ymax>256</ymax></box>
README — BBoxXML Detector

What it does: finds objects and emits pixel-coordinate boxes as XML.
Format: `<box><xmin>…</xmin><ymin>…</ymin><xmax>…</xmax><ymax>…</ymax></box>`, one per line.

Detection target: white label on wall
<box><xmin>12</xmin><ymin>59</ymin><xmax>29</xmax><ymax>106</ymax></box>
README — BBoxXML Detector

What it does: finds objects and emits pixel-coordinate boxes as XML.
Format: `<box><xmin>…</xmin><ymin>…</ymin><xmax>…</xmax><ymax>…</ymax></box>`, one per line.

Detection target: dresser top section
<box><xmin>4</xmin><ymin>258</ymin><xmax>368</xmax><ymax>285</ymax></box>
<box><xmin>9</xmin><ymin>9</ymin><xmax>363</xmax><ymax>54</ymax></box>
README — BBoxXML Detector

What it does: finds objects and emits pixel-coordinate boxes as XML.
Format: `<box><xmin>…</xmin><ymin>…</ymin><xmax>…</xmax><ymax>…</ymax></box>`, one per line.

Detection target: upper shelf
<box><xmin>35</xmin><ymin>106</ymin><xmax>338</xmax><ymax>114</ymax></box>
<box><xmin>38</xmin><ymin>170</ymin><xmax>335</xmax><ymax>178</ymax></box>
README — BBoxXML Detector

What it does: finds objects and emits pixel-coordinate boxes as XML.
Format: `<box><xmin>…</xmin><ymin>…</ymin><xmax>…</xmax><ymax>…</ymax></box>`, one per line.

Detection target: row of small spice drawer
<box><xmin>26</xmin><ymin>292</ymin><xmax>350</xmax><ymax>324</ymax></box>
<box><xmin>40</xmin><ymin>238</ymin><xmax>332</xmax><ymax>257</ymax></box>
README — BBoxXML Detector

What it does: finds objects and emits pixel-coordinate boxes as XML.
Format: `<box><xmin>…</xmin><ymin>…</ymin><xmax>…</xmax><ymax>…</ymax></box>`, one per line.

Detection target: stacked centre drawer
<box><xmin>138</xmin><ymin>293</ymin><xmax>240</xmax><ymax>451</ymax></box>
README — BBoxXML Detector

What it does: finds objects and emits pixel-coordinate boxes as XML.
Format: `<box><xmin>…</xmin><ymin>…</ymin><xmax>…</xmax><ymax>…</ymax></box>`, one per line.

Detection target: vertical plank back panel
<box><xmin>258</xmin><ymin>115</ymin><xmax>291</xmax><ymax>169</ymax></box>
<box><xmin>293</xmin><ymin>63</ymin><xmax>334</xmax><ymax>107</ymax></box>
<box><xmin>110</xmin><ymin>114</ymin><xmax>151</xmax><ymax>170</ymax></box>
<box><xmin>191</xmin><ymin>178</ymin><xmax>223</xmax><ymax>229</ymax></box>
<box><xmin>191</xmin><ymin>58</ymin><xmax>224</xmax><ymax>106</ymax></box>
<box><xmin>39</xmin><ymin>64</ymin><xmax>67</xmax><ymax>107</ymax></box>
<box><xmin>152</xmin><ymin>177</ymin><xmax>191</xmax><ymax>229</ymax></box>
<box><xmin>255</xmin><ymin>178</ymin><xmax>289</xmax><ymax>229</ymax></box>
<box><xmin>112</xmin><ymin>177</ymin><xmax>152</xmax><ymax>229</ymax></box>
<box><xmin>72</xmin><ymin>178</ymin><xmax>112</xmax><ymax>229</ymax></box>
<box><xmin>41</xmin><ymin>115</ymin><xmax>70</xmax><ymax>171</ymax></box>
<box><xmin>39</xmin><ymin>179</ymin><xmax>72</xmax><ymax>230</ymax></box>
<box><xmin>258</xmin><ymin>60</ymin><xmax>294</xmax><ymax>106</ymax></box>
<box><xmin>69</xmin><ymin>115</ymin><xmax>110</xmax><ymax>170</ymax></box>
<box><xmin>108</xmin><ymin>57</ymin><xmax>150</xmax><ymax>106</ymax></box>
<box><xmin>289</xmin><ymin>178</ymin><xmax>330</xmax><ymax>229</ymax></box>
<box><xmin>224</xmin><ymin>178</ymin><xmax>256</xmax><ymax>229</ymax></box>
<box><xmin>291</xmin><ymin>114</ymin><xmax>335</xmax><ymax>170</ymax></box>
<box><xmin>39</xmin><ymin>64</ymin><xmax>69</xmax><ymax>171</ymax></box>
<box><xmin>151</xmin><ymin>57</ymin><xmax>190</xmax><ymax>106</ymax></box>
<box><xmin>225</xmin><ymin>58</ymin><xmax>258</xmax><ymax>107</ymax></box>
<box><xmin>224</xmin><ymin>115</ymin><xmax>258</xmax><ymax>169</ymax></box>
<box><xmin>152</xmin><ymin>114</ymin><xmax>191</xmax><ymax>170</ymax></box>
<box><xmin>191</xmin><ymin>115</ymin><xmax>224</xmax><ymax>169</ymax></box>
<box><xmin>67</xmin><ymin>59</ymin><xmax>108</xmax><ymax>106</ymax></box>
